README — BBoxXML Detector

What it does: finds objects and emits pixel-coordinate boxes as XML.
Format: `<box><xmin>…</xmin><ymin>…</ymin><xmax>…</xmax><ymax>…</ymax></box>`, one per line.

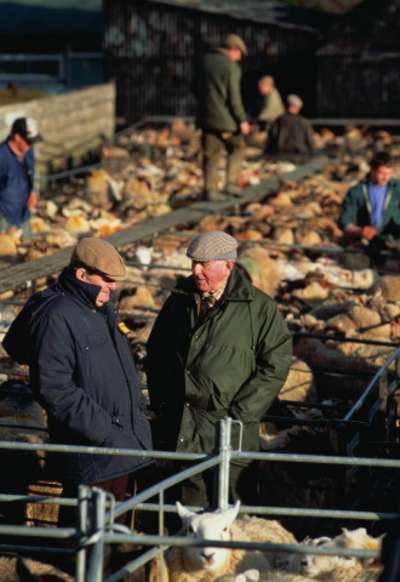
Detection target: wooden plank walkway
<box><xmin>0</xmin><ymin>156</ymin><xmax>328</xmax><ymax>294</ymax></box>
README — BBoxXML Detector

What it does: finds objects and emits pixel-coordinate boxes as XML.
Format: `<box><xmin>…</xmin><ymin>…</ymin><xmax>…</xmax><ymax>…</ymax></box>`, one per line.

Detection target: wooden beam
<box><xmin>0</xmin><ymin>156</ymin><xmax>328</xmax><ymax>294</ymax></box>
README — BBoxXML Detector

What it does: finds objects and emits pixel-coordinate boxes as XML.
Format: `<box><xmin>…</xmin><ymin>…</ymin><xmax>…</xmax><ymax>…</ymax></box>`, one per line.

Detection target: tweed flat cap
<box><xmin>186</xmin><ymin>231</ymin><xmax>238</xmax><ymax>262</ymax></box>
<box><xmin>71</xmin><ymin>238</ymin><xmax>127</xmax><ymax>281</ymax></box>
<box><xmin>224</xmin><ymin>34</ymin><xmax>248</xmax><ymax>56</ymax></box>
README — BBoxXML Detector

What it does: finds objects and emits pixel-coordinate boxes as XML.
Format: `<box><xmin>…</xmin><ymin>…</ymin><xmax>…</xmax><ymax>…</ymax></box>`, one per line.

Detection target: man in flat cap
<box><xmin>265</xmin><ymin>94</ymin><xmax>316</xmax><ymax>163</ymax></box>
<box><xmin>0</xmin><ymin>117</ymin><xmax>42</xmax><ymax>238</ymax></box>
<box><xmin>146</xmin><ymin>231</ymin><xmax>291</xmax><ymax>506</ymax></box>
<box><xmin>193</xmin><ymin>34</ymin><xmax>250</xmax><ymax>202</ymax></box>
<box><xmin>257</xmin><ymin>75</ymin><xmax>285</xmax><ymax>128</ymax></box>
<box><xmin>4</xmin><ymin>238</ymin><xmax>152</xmax><ymax>521</ymax></box>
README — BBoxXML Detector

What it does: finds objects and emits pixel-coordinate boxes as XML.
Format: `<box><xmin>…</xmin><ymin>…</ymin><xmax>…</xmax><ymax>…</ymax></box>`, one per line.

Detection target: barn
<box><xmin>103</xmin><ymin>0</ymin><xmax>330</xmax><ymax>123</ymax></box>
<box><xmin>316</xmin><ymin>0</ymin><xmax>400</xmax><ymax>118</ymax></box>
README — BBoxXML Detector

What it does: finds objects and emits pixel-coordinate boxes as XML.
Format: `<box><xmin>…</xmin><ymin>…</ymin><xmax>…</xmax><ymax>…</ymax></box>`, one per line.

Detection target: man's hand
<box><xmin>345</xmin><ymin>224</ymin><xmax>363</xmax><ymax>238</ymax></box>
<box><xmin>27</xmin><ymin>191</ymin><xmax>38</xmax><ymax>210</ymax></box>
<box><xmin>361</xmin><ymin>225</ymin><xmax>378</xmax><ymax>240</ymax></box>
<box><xmin>240</xmin><ymin>121</ymin><xmax>251</xmax><ymax>135</ymax></box>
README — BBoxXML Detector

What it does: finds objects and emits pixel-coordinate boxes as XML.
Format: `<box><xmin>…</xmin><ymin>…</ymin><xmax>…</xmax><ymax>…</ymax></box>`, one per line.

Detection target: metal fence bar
<box><xmin>113</xmin><ymin>456</ymin><xmax>222</xmax><ymax>519</ymax></box>
<box><xmin>344</xmin><ymin>347</ymin><xmax>400</xmax><ymax>422</ymax></box>
<box><xmin>218</xmin><ymin>417</ymin><xmax>232</xmax><ymax>509</ymax></box>
<box><xmin>0</xmin><ymin>524</ymin><xmax>75</xmax><ymax>538</ymax></box>
<box><xmin>87</xmin><ymin>488</ymin><xmax>107</xmax><ymax>582</ymax></box>
<box><xmin>0</xmin><ymin>493</ymin><xmax>75</xmax><ymax>506</ymax></box>
<box><xmin>0</xmin><ymin>440</ymin><xmax>206</xmax><ymax>460</ymax></box>
<box><xmin>76</xmin><ymin>485</ymin><xmax>90</xmax><ymax>582</ymax></box>
<box><xmin>229</xmin><ymin>450</ymin><xmax>400</xmax><ymax>468</ymax></box>
<box><xmin>0</xmin><ymin>544</ymin><xmax>75</xmax><ymax>554</ymax></box>
<box><xmin>131</xmin><ymin>501</ymin><xmax>400</xmax><ymax>522</ymax></box>
<box><xmin>104</xmin><ymin>532</ymin><xmax>379</xmax><ymax>560</ymax></box>
<box><xmin>105</xmin><ymin>546</ymin><xmax>163</xmax><ymax>582</ymax></box>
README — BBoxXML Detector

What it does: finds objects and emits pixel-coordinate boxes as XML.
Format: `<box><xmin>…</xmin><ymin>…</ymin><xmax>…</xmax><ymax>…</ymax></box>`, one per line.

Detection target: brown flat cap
<box><xmin>224</xmin><ymin>34</ymin><xmax>248</xmax><ymax>55</ymax></box>
<box><xmin>71</xmin><ymin>238</ymin><xmax>127</xmax><ymax>281</ymax></box>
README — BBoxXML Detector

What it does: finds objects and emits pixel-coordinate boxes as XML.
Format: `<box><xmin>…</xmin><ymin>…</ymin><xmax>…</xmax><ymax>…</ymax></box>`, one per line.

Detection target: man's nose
<box><xmin>108</xmin><ymin>281</ymin><xmax>117</xmax><ymax>291</ymax></box>
<box><xmin>193</xmin><ymin>263</ymin><xmax>203</xmax><ymax>275</ymax></box>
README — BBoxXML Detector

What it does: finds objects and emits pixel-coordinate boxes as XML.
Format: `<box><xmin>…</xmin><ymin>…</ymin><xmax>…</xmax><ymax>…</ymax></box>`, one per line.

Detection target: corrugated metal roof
<box><xmin>140</xmin><ymin>0</ymin><xmax>330</xmax><ymax>33</ymax></box>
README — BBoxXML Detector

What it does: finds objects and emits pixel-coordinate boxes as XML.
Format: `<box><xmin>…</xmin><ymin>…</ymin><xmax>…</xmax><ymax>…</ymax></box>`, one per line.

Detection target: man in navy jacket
<box><xmin>0</xmin><ymin>117</ymin><xmax>41</xmax><ymax>237</ymax></box>
<box><xmin>3</xmin><ymin>238</ymin><xmax>152</xmax><ymax>514</ymax></box>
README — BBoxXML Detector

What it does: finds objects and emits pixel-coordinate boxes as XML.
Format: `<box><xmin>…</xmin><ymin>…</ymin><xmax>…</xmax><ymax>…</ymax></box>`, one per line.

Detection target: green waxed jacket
<box><xmin>145</xmin><ymin>266</ymin><xmax>292</xmax><ymax>454</ymax></box>
<box><xmin>339</xmin><ymin>177</ymin><xmax>400</xmax><ymax>240</ymax></box>
<box><xmin>194</xmin><ymin>49</ymin><xmax>247</xmax><ymax>132</ymax></box>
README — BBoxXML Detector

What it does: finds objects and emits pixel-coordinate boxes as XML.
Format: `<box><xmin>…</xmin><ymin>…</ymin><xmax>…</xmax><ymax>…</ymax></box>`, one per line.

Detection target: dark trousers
<box><xmin>59</xmin><ymin>465</ymin><xmax>157</xmax><ymax>529</ymax></box>
<box><xmin>181</xmin><ymin>460</ymin><xmax>256</xmax><ymax>509</ymax></box>
<box><xmin>59</xmin><ymin>474</ymin><xmax>132</xmax><ymax>527</ymax></box>
<box><xmin>202</xmin><ymin>130</ymin><xmax>244</xmax><ymax>194</ymax></box>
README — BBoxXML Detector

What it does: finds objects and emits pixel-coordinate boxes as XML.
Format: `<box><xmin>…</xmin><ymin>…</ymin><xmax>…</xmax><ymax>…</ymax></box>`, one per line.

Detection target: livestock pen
<box><xmin>0</xmin><ymin>413</ymin><xmax>399</xmax><ymax>580</ymax></box>
<box><xmin>1</xmin><ymin>118</ymin><xmax>400</xmax><ymax>579</ymax></box>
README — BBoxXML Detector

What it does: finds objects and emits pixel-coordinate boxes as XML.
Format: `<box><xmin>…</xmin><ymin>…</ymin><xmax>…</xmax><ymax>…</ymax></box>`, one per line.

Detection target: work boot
<box><xmin>205</xmin><ymin>190</ymin><xmax>227</xmax><ymax>202</ymax></box>
<box><xmin>225</xmin><ymin>184</ymin><xmax>243</xmax><ymax>197</ymax></box>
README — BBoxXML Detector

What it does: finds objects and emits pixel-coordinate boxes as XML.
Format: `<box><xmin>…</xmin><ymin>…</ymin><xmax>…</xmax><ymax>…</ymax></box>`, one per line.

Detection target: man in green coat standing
<box><xmin>146</xmin><ymin>232</ymin><xmax>292</xmax><ymax>506</ymax></box>
<box><xmin>339</xmin><ymin>151</ymin><xmax>400</xmax><ymax>243</ymax></box>
<box><xmin>194</xmin><ymin>35</ymin><xmax>250</xmax><ymax>202</ymax></box>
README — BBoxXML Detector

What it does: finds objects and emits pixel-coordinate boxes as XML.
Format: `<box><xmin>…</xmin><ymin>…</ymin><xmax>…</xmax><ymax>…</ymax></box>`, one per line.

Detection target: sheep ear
<box><xmin>221</xmin><ymin>500</ymin><xmax>240</xmax><ymax>527</ymax></box>
<box><xmin>176</xmin><ymin>502</ymin><xmax>196</xmax><ymax>522</ymax></box>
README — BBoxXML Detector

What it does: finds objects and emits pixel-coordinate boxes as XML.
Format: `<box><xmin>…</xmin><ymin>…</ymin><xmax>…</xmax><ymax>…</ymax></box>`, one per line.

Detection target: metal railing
<box><xmin>0</xmin><ymin>417</ymin><xmax>398</xmax><ymax>580</ymax></box>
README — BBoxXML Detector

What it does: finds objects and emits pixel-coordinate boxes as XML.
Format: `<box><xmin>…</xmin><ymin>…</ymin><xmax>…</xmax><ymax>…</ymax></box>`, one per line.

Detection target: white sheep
<box><xmin>220</xmin><ymin>528</ymin><xmax>383</xmax><ymax>582</ymax></box>
<box><xmin>294</xmin><ymin>528</ymin><xmax>382</xmax><ymax>580</ymax></box>
<box><xmin>161</xmin><ymin>501</ymin><xmax>297</xmax><ymax>582</ymax></box>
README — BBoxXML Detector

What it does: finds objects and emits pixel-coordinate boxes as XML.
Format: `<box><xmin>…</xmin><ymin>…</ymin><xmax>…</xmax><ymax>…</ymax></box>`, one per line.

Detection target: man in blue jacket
<box><xmin>0</xmin><ymin>117</ymin><xmax>41</xmax><ymax>237</ymax></box>
<box><xmin>339</xmin><ymin>151</ymin><xmax>400</xmax><ymax>243</ymax></box>
<box><xmin>3</xmin><ymin>238</ymin><xmax>152</xmax><ymax>518</ymax></box>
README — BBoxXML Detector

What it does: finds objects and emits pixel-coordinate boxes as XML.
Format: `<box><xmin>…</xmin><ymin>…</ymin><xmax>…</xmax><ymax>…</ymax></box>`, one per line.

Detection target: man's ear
<box><xmin>226</xmin><ymin>260</ymin><xmax>235</xmax><ymax>275</ymax></box>
<box><xmin>75</xmin><ymin>267</ymin><xmax>87</xmax><ymax>283</ymax></box>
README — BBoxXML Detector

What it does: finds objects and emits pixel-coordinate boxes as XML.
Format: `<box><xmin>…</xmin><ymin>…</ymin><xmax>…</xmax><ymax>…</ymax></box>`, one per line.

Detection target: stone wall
<box><xmin>0</xmin><ymin>83</ymin><xmax>115</xmax><ymax>176</ymax></box>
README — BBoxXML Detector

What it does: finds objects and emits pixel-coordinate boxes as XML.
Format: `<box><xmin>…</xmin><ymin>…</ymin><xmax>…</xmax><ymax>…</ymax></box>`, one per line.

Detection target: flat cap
<box><xmin>186</xmin><ymin>231</ymin><xmax>238</xmax><ymax>262</ymax></box>
<box><xmin>71</xmin><ymin>238</ymin><xmax>127</xmax><ymax>281</ymax></box>
<box><xmin>287</xmin><ymin>94</ymin><xmax>303</xmax><ymax>108</ymax></box>
<box><xmin>224</xmin><ymin>34</ymin><xmax>248</xmax><ymax>55</ymax></box>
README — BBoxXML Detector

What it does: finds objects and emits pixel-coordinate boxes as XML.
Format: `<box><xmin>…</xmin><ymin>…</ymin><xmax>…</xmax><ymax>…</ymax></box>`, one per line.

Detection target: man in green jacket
<box><xmin>339</xmin><ymin>151</ymin><xmax>400</xmax><ymax>243</ymax></box>
<box><xmin>257</xmin><ymin>75</ymin><xmax>285</xmax><ymax>127</ymax></box>
<box><xmin>145</xmin><ymin>231</ymin><xmax>292</xmax><ymax>506</ymax></box>
<box><xmin>194</xmin><ymin>35</ymin><xmax>250</xmax><ymax>202</ymax></box>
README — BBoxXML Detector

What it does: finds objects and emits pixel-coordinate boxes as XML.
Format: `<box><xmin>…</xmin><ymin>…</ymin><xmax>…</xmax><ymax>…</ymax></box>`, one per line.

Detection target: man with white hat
<box><xmin>146</xmin><ymin>231</ymin><xmax>291</xmax><ymax>506</ymax></box>
<box><xmin>0</xmin><ymin>117</ymin><xmax>41</xmax><ymax>237</ymax></box>
<box><xmin>265</xmin><ymin>94</ymin><xmax>316</xmax><ymax>162</ymax></box>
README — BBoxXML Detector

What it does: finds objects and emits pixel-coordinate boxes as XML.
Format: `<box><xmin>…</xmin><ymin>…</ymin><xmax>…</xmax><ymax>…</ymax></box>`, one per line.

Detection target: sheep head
<box><xmin>299</xmin><ymin>535</ymin><xmax>356</xmax><ymax>577</ymax></box>
<box><xmin>335</xmin><ymin>527</ymin><xmax>384</xmax><ymax>567</ymax></box>
<box><xmin>176</xmin><ymin>501</ymin><xmax>240</xmax><ymax>573</ymax></box>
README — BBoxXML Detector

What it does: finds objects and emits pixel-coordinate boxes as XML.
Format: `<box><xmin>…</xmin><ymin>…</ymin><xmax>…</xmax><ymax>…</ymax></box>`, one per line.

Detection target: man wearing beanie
<box><xmin>3</xmin><ymin>238</ymin><xmax>152</xmax><ymax>520</ymax></box>
<box><xmin>193</xmin><ymin>34</ymin><xmax>250</xmax><ymax>201</ymax></box>
<box><xmin>146</xmin><ymin>231</ymin><xmax>291</xmax><ymax>506</ymax></box>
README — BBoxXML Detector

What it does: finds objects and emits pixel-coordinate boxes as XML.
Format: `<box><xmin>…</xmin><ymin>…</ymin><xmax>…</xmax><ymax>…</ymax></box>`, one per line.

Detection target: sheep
<box><xmin>218</xmin><ymin>528</ymin><xmax>383</xmax><ymax>582</ymax></box>
<box><xmin>161</xmin><ymin>502</ymin><xmax>297</xmax><ymax>582</ymax></box>
<box><xmin>294</xmin><ymin>528</ymin><xmax>382</xmax><ymax>580</ymax></box>
<box><xmin>0</xmin><ymin>555</ymin><xmax>72</xmax><ymax>581</ymax></box>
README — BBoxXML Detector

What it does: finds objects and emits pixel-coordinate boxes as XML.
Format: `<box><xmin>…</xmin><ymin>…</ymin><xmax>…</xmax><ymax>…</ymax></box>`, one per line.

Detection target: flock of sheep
<box><xmin>147</xmin><ymin>502</ymin><xmax>383</xmax><ymax>582</ymax></box>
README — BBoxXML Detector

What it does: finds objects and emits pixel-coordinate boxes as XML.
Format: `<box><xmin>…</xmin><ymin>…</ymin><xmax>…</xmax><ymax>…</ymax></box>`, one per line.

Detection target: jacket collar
<box><xmin>58</xmin><ymin>267</ymin><xmax>116</xmax><ymax>312</ymax></box>
<box><xmin>361</xmin><ymin>177</ymin><xmax>397</xmax><ymax>222</ymax></box>
<box><xmin>172</xmin><ymin>265</ymin><xmax>253</xmax><ymax>302</ymax></box>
